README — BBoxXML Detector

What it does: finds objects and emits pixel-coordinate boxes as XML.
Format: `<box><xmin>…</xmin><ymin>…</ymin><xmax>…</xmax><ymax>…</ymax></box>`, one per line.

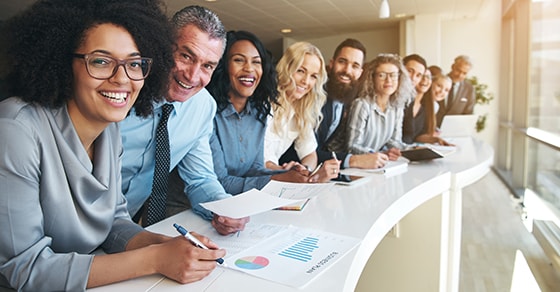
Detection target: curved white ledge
<box><xmin>94</xmin><ymin>137</ymin><xmax>493</xmax><ymax>292</ymax></box>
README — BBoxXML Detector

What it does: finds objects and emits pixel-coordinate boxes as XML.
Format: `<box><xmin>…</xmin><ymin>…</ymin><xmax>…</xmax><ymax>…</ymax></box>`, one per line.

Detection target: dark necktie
<box><xmin>144</xmin><ymin>103</ymin><xmax>173</xmax><ymax>226</ymax></box>
<box><xmin>447</xmin><ymin>83</ymin><xmax>457</xmax><ymax>110</ymax></box>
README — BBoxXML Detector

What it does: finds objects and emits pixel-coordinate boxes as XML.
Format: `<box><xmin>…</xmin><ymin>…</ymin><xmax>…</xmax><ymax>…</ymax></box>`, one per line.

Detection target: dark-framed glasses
<box><xmin>73</xmin><ymin>53</ymin><xmax>153</xmax><ymax>81</ymax></box>
<box><xmin>375</xmin><ymin>71</ymin><xmax>399</xmax><ymax>81</ymax></box>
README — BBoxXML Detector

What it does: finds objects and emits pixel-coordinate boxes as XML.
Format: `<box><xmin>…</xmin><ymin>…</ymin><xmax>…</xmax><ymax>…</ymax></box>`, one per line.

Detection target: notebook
<box><xmin>439</xmin><ymin>114</ymin><xmax>478</xmax><ymax>138</ymax></box>
<box><xmin>401</xmin><ymin>145</ymin><xmax>456</xmax><ymax>162</ymax></box>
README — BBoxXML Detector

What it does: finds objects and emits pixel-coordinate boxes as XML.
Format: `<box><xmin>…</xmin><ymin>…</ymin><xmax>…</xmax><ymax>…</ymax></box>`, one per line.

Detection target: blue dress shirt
<box><xmin>119</xmin><ymin>88</ymin><xmax>230</xmax><ymax>220</ymax></box>
<box><xmin>210</xmin><ymin>102</ymin><xmax>273</xmax><ymax>195</ymax></box>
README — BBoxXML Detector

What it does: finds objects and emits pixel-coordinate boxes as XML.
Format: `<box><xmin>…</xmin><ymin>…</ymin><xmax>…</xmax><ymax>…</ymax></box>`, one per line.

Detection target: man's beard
<box><xmin>326</xmin><ymin>71</ymin><xmax>359</xmax><ymax>105</ymax></box>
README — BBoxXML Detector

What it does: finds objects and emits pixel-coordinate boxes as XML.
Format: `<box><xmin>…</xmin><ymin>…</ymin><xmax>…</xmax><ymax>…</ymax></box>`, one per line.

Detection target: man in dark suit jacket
<box><xmin>436</xmin><ymin>55</ymin><xmax>476</xmax><ymax>127</ymax></box>
<box><xmin>280</xmin><ymin>39</ymin><xmax>389</xmax><ymax>169</ymax></box>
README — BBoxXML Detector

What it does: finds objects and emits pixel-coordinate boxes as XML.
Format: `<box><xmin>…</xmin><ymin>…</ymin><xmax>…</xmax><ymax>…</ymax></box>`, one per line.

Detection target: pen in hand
<box><xmin>308</xmin><ymin>162</ymin><xmax>323</xmax><ymax>177</ymax></box>
<box><xmin>173</xmin><ymin>223</ymin><xmax>225</xmax><ymax>265</ymax></box>
<box><xmin>331</xmin><ymin>151</ymin><xmax>338</xmax><ymax>162</ymax></box>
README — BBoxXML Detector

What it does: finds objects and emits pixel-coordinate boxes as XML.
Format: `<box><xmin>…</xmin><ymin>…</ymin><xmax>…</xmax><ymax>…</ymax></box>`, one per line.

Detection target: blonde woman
<box><xmin>328</xmin><ymin>54</ymin><xmax>415</xmax><ymax>161</ymax></box>
<box><xmin>264</xmin><ymin>42</ymin><xmax>340</xmax><ymax>181</ymax></box>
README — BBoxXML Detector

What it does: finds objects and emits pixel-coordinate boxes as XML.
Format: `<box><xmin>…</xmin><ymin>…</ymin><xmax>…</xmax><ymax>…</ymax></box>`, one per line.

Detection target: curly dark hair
<box><xmin>1</xmin><ymin>0</ymin><xmax>175</xmax><ymax>117</ymax></box>
<box><xmin>206</xmin><ymin>30</ymin><xmax>278</xmax><ymax>125</ymax></box>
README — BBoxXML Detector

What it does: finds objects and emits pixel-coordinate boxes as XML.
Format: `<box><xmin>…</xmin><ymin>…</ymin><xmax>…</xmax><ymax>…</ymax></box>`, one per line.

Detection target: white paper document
<box><xmin>366</xmin><ymin>158</ymin><xmax>409</xmax><ymax>176</ymax></box>
<box><xmin>261</xmin><ymin>180</ymin><xmax>333</xmax><ymax>200</ymax></box>
<box><xmin>221</xmin><ymin>225</ymin><xmax>361</xmax><ymax>289</ymax></box>
<box><xmin>150</xmin><ymin>268</ymin><xmax>224</xmax><ymax>292</ymax></box>
<box><xmin>200</xmin><ymin>182</ymin><xmax>334</xmax><ymax>218</ymax></box>
<box><xmin>340</xmin><ymin>158</ymin><xmax>408</xmax><ymax>178</ymax></box>
<box><xmin>200</xmin><ymin>189</ymin><xmax>300</xmax><ymax>218</ymax></box>
<box><xmin>195</xmin><ymin>223</ymin><xmax>289</xmax><ymax>257</ymax></box>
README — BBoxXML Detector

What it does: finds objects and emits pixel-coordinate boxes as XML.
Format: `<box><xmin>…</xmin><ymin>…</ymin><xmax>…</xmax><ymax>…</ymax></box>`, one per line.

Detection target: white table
<box><xmin>90</xmin><ymin>137</ymin><xmax>493</xmax><ymax>292</ymax></box>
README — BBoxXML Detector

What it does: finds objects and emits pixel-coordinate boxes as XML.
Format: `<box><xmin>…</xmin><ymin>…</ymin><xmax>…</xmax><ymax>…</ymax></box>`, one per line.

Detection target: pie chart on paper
<box><xmin>234</xmin><ymin>256</ymin><xmax>270</xmax><ymax>270</ymax></box>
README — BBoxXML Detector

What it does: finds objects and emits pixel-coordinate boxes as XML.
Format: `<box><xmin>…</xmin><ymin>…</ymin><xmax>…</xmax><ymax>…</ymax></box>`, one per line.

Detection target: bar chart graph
<box><xmin>278</xmin><ymin>237</ymin><xmax>320</xmax><ymax>262</ymax></box>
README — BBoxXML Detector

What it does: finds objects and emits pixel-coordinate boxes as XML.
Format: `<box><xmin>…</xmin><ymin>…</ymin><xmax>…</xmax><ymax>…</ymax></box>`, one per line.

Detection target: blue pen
<box><xmin>173</xmin><ymin>223</ymin><xmax>225</xmax><ymax>265</ymax></box>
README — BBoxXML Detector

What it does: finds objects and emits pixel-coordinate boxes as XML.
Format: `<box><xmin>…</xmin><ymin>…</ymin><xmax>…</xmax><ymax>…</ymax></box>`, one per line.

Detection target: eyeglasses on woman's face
<box><xmin>374</xmin><ymin>71</ymin><xmax>399</xmax><ymax>81</ymax></box>
<box><xmin>73</xmin><ymin>53</ymin><xmax>152</xmax><ymax>81</ymax></box>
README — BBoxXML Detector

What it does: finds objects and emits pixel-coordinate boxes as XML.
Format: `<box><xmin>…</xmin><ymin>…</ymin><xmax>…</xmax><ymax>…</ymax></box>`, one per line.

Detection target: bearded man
<box><xmin>280</xmin><ymin>39</ymin><xmax>389</xmax><ymax>169</ymax></box>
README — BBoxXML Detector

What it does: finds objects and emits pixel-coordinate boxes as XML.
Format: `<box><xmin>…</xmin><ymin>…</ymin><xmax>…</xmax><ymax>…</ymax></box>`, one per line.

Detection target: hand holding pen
<box><xmin>173</xmin><ymin>223</ymin><xmax>226</xmax><ymax>266</ymax></box>
<box><xmin>307</xmin><ymin>152</ymin><xmax>341</xmax><ymax>183</ymax></box>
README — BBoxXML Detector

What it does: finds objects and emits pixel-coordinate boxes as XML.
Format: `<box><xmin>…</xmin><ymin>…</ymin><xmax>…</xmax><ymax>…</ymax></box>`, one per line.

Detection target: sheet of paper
<box><xmin>429</xmin><ymin>144</ymin><xmax>457</xmax><ymax>156</ymax></box>
<box><xmin>150</xmin><ymin>267</ymin><xmax>224</xmax><ymax>291</ymax></box>
<box><xmin>222</xmin><ymin>226</ymin><xmax>361</xmax><ymax>289</ymax></box>
<box><xmin>340</xmin><ymin>158</ymin><xmax>408</xmax><ymax>178</ymax></box>
<box><xmin>195</xmin><ymin>223</ymin><xmax>289</xmax><ymax>257</ymax></box>
<box><xmin>366</xmin><ymin>159</ymin><xmax>408</xmax><ymax>176</ymax></box>
<box><xmin>200</xmin><ymin>188</ymin><xmax>302</xmax><ymax>219</ymax></box>
<box><xmin>87</xmin><ymin>275</ymin><xmax>164</xmax><ymax>292</ymax></box>
<box><xmin>261</xmin><ymin>181</ymin><xmax>334</xmax><ymax>200</ymax></box>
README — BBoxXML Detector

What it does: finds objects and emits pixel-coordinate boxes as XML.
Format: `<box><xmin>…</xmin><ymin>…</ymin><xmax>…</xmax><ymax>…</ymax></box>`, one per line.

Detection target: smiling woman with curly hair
<box><xmin>2</xmin><ymin>0</ymin><xmax>174</xmax><ymax>117</ymax></box>
<box><xmin>0</xmin><ymin>0</ymin><xmax>226</xmax><ymax>290</ymax></box>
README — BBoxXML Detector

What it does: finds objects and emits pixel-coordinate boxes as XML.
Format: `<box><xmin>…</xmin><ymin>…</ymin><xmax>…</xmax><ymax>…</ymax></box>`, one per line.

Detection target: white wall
<box><xmin>438</xmin><ymin>0</ymin><xmax>502</xmax><ymax>150</ymax></box>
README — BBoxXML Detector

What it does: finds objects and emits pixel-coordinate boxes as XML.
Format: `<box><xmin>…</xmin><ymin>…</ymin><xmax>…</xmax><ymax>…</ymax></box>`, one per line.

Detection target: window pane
<box><xmin>529</xmin><ymin>0</ymin><xmax>560</xmax><ymax>135</ymax></box>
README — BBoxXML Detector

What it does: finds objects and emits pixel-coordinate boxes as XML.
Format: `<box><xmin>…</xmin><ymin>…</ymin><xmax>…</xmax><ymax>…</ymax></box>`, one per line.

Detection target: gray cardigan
<box><xmin>0</xmin><ymin>97</ymin><xmax>143</xmax><ymax>291</ymax></box>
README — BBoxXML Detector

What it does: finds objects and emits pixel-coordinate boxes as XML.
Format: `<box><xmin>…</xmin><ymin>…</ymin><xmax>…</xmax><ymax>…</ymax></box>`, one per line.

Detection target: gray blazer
<box><xmin>436</xmin><ymin>79</ymin><xmax>476</xmax><ymax>126</ymax></box>
<box><xmin>0</xmin><ymin>97</ymin><xmax>143</xmax><ymax>291</ymax></box>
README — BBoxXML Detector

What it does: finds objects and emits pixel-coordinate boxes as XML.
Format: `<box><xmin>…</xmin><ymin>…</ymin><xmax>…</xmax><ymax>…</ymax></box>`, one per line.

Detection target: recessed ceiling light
<box><xmin>395</xmin><ymin>13</ymin><xmax>407</xmax><ymax>18</ymax></box>
<box><xmin>281</xmin><ymin>28</ymin><xmax>292</xmax><ymax>34</ymax></box>
<box><xmin>205</xmin><ymin>0</ymin><xmax>217</xmax><ymax>2</ymax></box>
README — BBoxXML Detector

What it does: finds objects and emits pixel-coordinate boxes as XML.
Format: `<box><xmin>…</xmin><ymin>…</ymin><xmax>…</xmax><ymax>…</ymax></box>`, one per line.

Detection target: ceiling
<box><xmin>0</xmin><ymin>0</ymin><xmax>487</xmax><ymax>54</ymax></box>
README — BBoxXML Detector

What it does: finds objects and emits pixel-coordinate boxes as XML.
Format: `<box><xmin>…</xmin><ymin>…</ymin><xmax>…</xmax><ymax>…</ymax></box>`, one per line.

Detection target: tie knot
<box><xmin>160</xmin><ymin>104</ymin><xmax>173</xmax><ymax>122</ymax></box>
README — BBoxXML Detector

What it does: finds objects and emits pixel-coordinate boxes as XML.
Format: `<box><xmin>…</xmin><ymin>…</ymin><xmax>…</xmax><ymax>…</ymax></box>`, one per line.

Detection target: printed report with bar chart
<box><xmin>221</xmin><ymin>225</ymin><xmax>361</xmax><ymax>288</ymax></box>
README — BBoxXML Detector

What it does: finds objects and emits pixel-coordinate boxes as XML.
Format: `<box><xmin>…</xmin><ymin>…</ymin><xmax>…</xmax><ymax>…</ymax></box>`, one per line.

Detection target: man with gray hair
<box><xmin>436</xmin><ymin>55</ymin><xmax>476</xmax><ymax>126</ymax></box>
<box><xmin>120</xmin><ymin>6</ymin><xmax>249</xmax><ymax>234</ymax></box>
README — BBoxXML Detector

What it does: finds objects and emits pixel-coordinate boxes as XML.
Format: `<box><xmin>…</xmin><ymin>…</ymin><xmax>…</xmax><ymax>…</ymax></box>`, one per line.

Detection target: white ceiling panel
<box><xmin>0</xmin><ymin>0</ymin><xmax>489</xmax><ymax>53</ymax></box>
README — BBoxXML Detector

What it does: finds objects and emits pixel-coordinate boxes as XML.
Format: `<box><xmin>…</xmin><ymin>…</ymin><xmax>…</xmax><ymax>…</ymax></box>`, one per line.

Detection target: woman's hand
<box><xmin>308</xmin><ymin>158</ymin><xmax>340</xmax><ymax>183</ymax></box>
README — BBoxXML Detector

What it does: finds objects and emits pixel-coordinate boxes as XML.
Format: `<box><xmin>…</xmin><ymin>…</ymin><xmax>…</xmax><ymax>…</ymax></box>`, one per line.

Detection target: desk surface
<box><xmin>91</xmin><ymin>137</ymin><xmax>493</xmax><ymax>292</ymax></box>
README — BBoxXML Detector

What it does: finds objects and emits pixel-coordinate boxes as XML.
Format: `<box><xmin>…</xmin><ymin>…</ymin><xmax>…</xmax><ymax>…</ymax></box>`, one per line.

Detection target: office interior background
<box><xmin>1</xmin><ymin>0</ymin><xmax>559</xmax><ymax>285</ymax></box>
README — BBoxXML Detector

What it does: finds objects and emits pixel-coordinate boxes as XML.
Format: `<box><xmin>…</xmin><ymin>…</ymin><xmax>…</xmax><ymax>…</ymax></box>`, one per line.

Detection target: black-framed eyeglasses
<box><xmin>73</xmin><ymin>53</ymin><xmax>153</xmax><ymax>81</ymax></box>
<box><xmin>375</xmin><ymin>71</ymin><xmax>400</xmax><ymax>81</ymax></box>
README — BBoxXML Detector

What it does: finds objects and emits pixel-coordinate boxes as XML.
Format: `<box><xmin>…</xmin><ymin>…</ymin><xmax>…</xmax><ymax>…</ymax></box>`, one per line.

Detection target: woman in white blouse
<box><xmin>264</xmin><ymin>42</ymin><xmax>340</xmax><ymax>181</ymax></box>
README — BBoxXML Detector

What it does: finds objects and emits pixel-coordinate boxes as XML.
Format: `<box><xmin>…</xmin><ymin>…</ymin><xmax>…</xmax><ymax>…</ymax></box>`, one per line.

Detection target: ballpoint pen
<box><xmin>173</xmin><ymin>223</ymin><xmax>225</xmax><ymax>265</ymax></box>
<box><xmin>331</xmin><ymin>151</ymin><xmax>338</xmax><ymax>162</ymax></box>
<box><xmin>308</xmin><ymin>162</ymin><xmax>323</xmax><ymax>177</ymax></box>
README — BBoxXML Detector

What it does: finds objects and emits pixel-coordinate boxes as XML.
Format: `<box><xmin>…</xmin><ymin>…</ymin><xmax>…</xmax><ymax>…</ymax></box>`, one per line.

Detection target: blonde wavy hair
<box><xmin>272</xmin><ymin>42</ymin><xmax>327</xmax><ymax>139</ymax></box>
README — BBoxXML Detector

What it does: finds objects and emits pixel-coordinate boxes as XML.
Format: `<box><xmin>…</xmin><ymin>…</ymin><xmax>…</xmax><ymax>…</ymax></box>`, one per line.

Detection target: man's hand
<box><xmin>211</xmin><ymin>214</ymin><xmax>250</xmax><ymax>235</ymax></box>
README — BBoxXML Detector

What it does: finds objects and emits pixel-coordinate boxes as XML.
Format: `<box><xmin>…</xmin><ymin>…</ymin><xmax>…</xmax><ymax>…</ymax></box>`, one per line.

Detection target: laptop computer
<box><xmin>439</xmin><ymin>114</ymin><xmax>478</xmax><ymax>138</ymax></box>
